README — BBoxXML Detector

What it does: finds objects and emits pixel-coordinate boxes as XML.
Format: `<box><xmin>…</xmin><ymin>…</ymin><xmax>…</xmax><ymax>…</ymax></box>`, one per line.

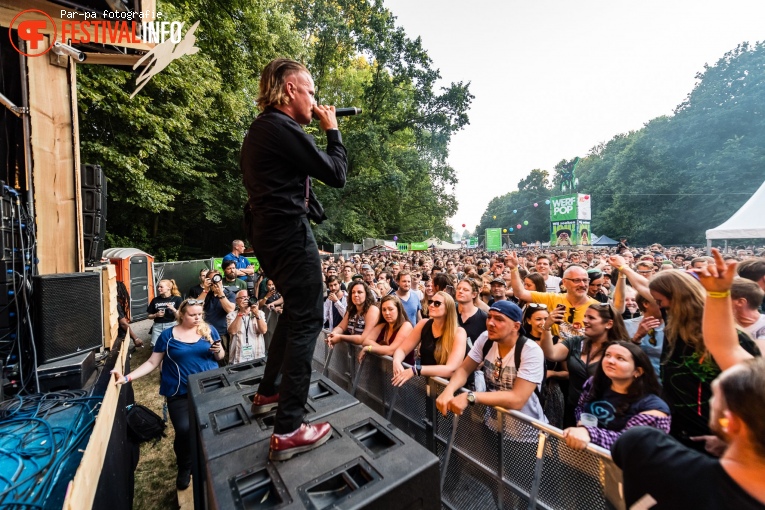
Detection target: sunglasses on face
<box><xmin>428</xmin><ymin>300</ymin><xmax>444</xmax><ymax>308</ymax></box>
<box><xmin>527</xmin><ymin>303</ymin><xmax>548</xmax><ymax>309</ymax></box>
<box><xmin>186</xmin><ymin>299</ymin><xmax>204</xmax><ymax>306</ymax></box>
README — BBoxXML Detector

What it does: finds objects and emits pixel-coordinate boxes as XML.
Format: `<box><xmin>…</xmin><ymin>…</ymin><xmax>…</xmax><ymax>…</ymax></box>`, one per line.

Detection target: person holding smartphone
<box><xmin>112</xmin><ymin>299</ymin><xmax>223</xmax><ymax>490</ymax></box>
<box><xmin>227</xmin><ymin>290</ymin><xmax>267</xmax><ymax>364</ymax></box>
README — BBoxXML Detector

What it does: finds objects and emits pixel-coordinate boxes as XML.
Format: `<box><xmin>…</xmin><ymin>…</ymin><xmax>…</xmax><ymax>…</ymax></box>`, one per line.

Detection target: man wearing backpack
<box><xmin>436</xmin><ymin>300</ymin><xmax>548</xmax><ymax>424</ymax></box>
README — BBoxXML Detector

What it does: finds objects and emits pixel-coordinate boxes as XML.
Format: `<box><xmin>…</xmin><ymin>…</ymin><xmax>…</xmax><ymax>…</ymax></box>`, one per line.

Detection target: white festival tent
<box><xmin>425</xmin><ymin>237</ymin><xmax>462</xmax><ymax>250</ymax></box>
<box><xmin>706</xmin><ymin>178</ymin><xmax>765</xmax><ymax>250</ymax></box>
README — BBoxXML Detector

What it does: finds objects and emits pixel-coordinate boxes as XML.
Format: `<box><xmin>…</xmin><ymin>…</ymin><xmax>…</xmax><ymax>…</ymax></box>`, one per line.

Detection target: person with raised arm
<box><xmin>612</xmin><ymin>248</ymin><xmax>765</xmax><ymax>509</ymax></box>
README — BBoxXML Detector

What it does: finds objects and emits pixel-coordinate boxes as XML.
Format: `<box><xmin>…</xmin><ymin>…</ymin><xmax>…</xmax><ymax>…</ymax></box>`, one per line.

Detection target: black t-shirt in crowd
<box><xmin>661</xmin><ymin>331</ymin><xmax>759</xmax><ymax>449</ymax></box>
<box><xmin>187</xmin><ymin>285</ymin><xmax>204</xmax><ymax>299</ymax></box>
<box><xmin>581</xmin><ymin>387</ymin><xmax>669</xmax><ymax>431</ymax></box>
<box><xmin>147</xmin><ymin>295</ymin><xmax>184</xmax><ymax>324</ymax></box>
<box><xmin>613</xmin><ymin>427</ymin><xmax>765</xmax><ymax>510</ymax></box>
<box><xmin>458</xmin><ymin>308</ymin><xmax>487</xmax><ymax>347</ymax></box>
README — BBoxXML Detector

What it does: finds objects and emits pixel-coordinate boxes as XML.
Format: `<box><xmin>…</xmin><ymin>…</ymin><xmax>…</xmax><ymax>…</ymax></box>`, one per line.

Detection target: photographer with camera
<box><xmin>200</xmin><ymin>270</ymin><xmax>236</xmax><ymax>363</ymax></box>
<box><xmin>227</xmin><ymin>289</ymin><xmax>267</xmax><ymax>364</ymax></box>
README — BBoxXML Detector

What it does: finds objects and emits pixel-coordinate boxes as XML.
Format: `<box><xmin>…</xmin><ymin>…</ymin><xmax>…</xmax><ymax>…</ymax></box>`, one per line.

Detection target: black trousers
<box><xmin>167</xmin><ymin>394</ymin><xmax>191</xmax><ymax>473</ymax></box>
<box><xmin>248</xmin><ymin>215</ymin><xmax>323</xmax><ymax>434</ymax></box>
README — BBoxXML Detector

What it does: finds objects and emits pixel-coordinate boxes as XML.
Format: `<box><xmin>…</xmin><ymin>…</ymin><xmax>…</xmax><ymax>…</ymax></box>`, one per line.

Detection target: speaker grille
<box><xmin>33</xmin><ymin>272</ymin><xmax>103</xmax><ymax>363</ymax></box>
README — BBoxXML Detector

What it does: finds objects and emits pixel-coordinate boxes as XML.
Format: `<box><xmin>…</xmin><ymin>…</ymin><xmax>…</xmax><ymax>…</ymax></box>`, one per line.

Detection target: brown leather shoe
<box><xmin>269</xmin><ymin>422</ymin><xmax>332</xmax><ymax>461</ymax></box>
<box><xmin>251</xmin><ymin>392</ymin><xmax>280</xmax><ymax>415</ymax></box>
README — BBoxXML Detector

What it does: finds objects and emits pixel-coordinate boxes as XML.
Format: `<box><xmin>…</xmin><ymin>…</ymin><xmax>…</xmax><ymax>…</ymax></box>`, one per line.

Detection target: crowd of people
<box><xmin>111</xmin><ymin>55</ymin><xmax>765</xmax><ymax>506</ymax></box>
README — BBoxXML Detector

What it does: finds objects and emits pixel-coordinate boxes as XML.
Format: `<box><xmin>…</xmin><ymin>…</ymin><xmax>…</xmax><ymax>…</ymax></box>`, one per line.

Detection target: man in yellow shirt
<box><xmin>505</xmin><ymin>251</ymin><xmax>598</xmax><ymax>339</ymax></box>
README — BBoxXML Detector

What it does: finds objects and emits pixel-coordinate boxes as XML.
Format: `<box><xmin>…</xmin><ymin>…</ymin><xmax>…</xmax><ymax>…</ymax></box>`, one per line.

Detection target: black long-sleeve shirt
<box><xmin>240</xmin><ymin>106</ymin><xmax>348</xmax><ymax>219</ymax></box>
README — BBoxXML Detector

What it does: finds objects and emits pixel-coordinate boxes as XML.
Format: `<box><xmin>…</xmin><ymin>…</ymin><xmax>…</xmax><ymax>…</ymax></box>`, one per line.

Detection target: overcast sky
<box><xmin>381</xmin><ymin>0</ymin><xmax>765</xmax><ymax>233</ymax></box>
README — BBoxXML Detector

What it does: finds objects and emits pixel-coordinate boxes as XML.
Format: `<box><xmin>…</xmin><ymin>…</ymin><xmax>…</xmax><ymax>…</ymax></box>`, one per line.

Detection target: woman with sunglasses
<box><xmin>562</xmin><ymin>341</ymin><xmax>670</xmax><ymax>450</ymax></box>
<box><xmin>326</xmin><ymin>280</ymin><xmax>380</xmax><ymax>348</ymax></box>
<box><xmin>522</xmin><ymin>304</ymin><xmax>568</xmax><ymax>427</ymax></box>
<box><xmin>112</xmin><ymin>298</ymin><xmax>223</xmax><ymax>490</ymax></box>
<box><xmin>539</xmin><ymin>302</ymin><xmax>629</xmax><ymax>427</ymax></box>
<box><xmin>357</xmin><ymin>295</ymin><xmax>414</xmax><ymax>363</ymax></box>
<box><xmin>391</xmin><ymin>292</ymin><xmax>467</xmax><ymax>387</ymax></box>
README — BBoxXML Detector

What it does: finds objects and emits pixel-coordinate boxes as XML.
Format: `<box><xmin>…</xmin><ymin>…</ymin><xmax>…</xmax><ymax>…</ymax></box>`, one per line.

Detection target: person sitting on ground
<box><xmin>435</xmin><ymin>300</ymin><xmax>547</xmax><ymax>424</ymax></box>
<box><xmin>326</xmin><ymin>280</ymin><xmax>380</xmax><ymax>347</ymax></box>
<box><xmin>506</xmin><ymin>250</ymin><xmax>599</xmax><ymax>340</ymax></box>
<box><xmin>227</xmin><ymin>290</ymin><xmax>267</xmax><ymax>364</ymax></box>
<box><xmin>147</xmin><ymin>279</ymin><xmax>183</xmax><ymax>348</ymax></box>
<box><xmin>731</xmin><ymin>278</ymin><xmax>765</xmax><ymax>352</ymax></box>
<box><xmin>612</xmin><ymin>248</ymin><xmax>765</xmax><ymax>509</ymax></box>
<box><xmin>112</xmin><ymin>299</ymin><xmax>224</xmax><ymax>490</ymax></box>
<box><xmin>539</xmin><ymin>302</ymin><xmax>629</xmax><ymax>427</ymax></box>
<box><xmin>357</xmin><ymin>294</ymin><xmax>413</xmax><ymax>363</ymax></box>
<box><xmin>391</xmin><ymin>292</ymin><xmax>466</xmax><ymax>386</ymax></box>
<box><xmin>563</xmin><ymin>341</ymin><xmax>670</xmax><ymax>450</ymax></box>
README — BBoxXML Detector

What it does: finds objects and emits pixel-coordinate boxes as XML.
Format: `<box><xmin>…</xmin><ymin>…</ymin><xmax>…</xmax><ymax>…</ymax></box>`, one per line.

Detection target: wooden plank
<box><xmin>63</xmin><ymin>333</ymin><xmax>129</xmax><ymax>510</ymax></box>
<box><xmin>27</xmin><ymin>33</ymin><xmax>78</xmax><ymax>274</ymax></box>
<box><xmin>71</xmin><ymin>61</ymin><xmax>83</xmax><ymax>272</ymax></box>
<box><xmin>80</xmin><ymin>52</ymin><xmax>145</xmax><ymax>66</ymax></box>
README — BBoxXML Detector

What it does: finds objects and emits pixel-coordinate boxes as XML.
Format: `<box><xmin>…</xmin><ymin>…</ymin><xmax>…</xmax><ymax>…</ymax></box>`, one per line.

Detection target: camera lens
<box><xmin>212</xmin><ymin>274</ymin><xmax>222</xmax><ymax>284</ymax></box>
<box><xmin>248</xmin><ymin>297</ymin><xmax>258</xmax><ymax>306</ymax></box>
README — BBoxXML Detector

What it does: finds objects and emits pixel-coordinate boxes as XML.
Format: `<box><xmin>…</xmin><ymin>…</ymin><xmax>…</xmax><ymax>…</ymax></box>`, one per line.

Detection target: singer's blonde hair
<box><xmin>256</xmin><ymin>58</ymin><xmax>310</xmax><ymax>110</ymax></box>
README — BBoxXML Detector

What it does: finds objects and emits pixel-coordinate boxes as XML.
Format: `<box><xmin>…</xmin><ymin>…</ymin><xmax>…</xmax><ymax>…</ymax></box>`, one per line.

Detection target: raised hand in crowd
<box><xmin>696</xmin><ymin>248</ymin><xmax>755</xmax><ymax>371</ymax></box>
<box><xmin>502</xmin><ymin>250</ymin><xmax>520</xmax><ymax>269</ymax></box>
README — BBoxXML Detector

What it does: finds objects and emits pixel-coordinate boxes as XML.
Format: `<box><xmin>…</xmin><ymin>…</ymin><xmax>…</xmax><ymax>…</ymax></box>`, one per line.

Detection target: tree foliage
<box><xmin>77</xmin><ymin>0</ymin><xmax>471</xmax><ymax>259</ymax></box>
<box><xmin>478</xmin><ymin>41</ymin><xmax>765</xmax><ymax>246</ymax></box>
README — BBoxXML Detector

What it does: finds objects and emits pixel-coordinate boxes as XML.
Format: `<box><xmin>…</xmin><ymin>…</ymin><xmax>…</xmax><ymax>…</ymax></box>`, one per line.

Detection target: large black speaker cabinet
<box><xmin>188</xmin><ymin>361</ymin><xmax>441</xmax><ymax>510</ymax></box>
<box><xmin>33</xmin><ymin>272</ymin><xmax>103</xmax><ymax>363</ymax></box>
<box><xmin>81</xmin><ymin>164</ymin><xmax>107</xmax><ymax>265</ymax></box>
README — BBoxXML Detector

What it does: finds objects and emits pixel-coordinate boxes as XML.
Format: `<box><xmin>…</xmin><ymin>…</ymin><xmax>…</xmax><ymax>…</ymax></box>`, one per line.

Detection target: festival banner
<box><xmin>485</xmin><ymin>228</ymin><xmax>502</xmax><ymax>252</ymax></box>
<box><xmin>549</xmin><ymin>194</ymin><xmax>579</xmax><ymax>222</ymax></box>
<box><xmin>577</xmin><ymin>220</ymin><xmax>591</xmax><ymax>245</ymax></box>
<box><xmin>467</xmin><ymin>237</ymin><xmax>478</xmax><ymax>249</ymax></box>
<box><xmin>398</xmin><ymin>243</ymin><xmax>409</xmax><ymax>252</ymax></box>
<box><xmin>410</xmin><ymin>241</ymin><xmax>429</xmax><ymax>251</ymax></box>
<box><xmin>550</xmin><ymin>221</ymin><xmax>576</xmax><ymax>247</ymax></box>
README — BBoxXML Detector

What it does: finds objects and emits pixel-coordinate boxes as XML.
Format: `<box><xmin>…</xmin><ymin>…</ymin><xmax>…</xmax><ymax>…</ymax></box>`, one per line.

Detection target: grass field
<box><xmin>129</xmin><ymin>326</ymin><xmax>183</xmax><ymax>509</ymax></box>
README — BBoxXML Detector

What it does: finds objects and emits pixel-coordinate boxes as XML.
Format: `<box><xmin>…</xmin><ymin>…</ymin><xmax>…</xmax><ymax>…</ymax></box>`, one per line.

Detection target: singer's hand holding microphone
<box><xmin>312</xmin><ymin>104</ymin><xmax>362</xmax><ymax>132</ymax></box>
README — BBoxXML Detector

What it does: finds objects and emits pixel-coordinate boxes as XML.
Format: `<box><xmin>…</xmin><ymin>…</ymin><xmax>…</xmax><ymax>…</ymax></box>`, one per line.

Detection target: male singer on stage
<box><xmin>240</xmin><ymin>58</ymin><xmax>348</xmax><ymax>460</ymax></box>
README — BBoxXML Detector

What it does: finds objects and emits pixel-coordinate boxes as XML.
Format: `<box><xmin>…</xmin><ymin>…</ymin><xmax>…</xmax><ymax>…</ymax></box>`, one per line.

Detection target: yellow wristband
<box><xmin>617</xmin><ymin>265</ymin><xmax>625</xmax><ymax>271</ymax></box>
<box><xmin>707</xmin><ymin>290</ymin><xmax>731</xmax><ymax>299</ymax></box>
<box><xmin>366</xmin><ymin>345</ymin><xmax>373</xmax><ymax>353</ymax></box>
<box><xmin>510</xmin><ymin>267</ymin><xmax>518</xmax><ymax>272</ymax></box>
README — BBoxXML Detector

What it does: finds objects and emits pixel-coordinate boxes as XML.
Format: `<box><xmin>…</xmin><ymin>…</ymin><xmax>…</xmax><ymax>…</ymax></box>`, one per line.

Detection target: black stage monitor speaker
<box><xmin>33</xmin><ymin>272</ymin><xmax>103</xmax><ymax>363</ymax></box>
<box><xmin>188</xmin><ymin>362</ymin><xmax>440</xmax><ymax>510</ymax></box>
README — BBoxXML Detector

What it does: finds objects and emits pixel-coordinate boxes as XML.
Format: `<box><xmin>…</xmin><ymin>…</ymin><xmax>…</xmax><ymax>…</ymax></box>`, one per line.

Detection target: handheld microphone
<box><xmin>313</xmin><ymin>107</ymin><xmax>363</xmax><ymax>119</ymax></box>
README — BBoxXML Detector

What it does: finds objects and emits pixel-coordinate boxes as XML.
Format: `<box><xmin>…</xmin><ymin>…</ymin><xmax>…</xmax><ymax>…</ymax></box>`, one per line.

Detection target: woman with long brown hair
<box><xmin>539</xmin><ymin>302</ymin><xmax>629</xmax><ymax>427</ymax></box>
<box><xmin>648</xmin><ymin>270</ymin><xmax>759</xmax><ymax>452</ymax></box>
<box><xmin>357</xmin><ymin>295</ymin><xmax>414</xmax><ymax>362</ymax></box>
<box><xmin>391</xmin><ymin>292</ymin><xmax>467</xmax><ymax>386</ymax></box>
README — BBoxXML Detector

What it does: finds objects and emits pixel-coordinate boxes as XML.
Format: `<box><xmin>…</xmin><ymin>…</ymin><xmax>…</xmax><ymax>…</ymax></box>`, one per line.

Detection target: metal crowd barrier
<box><xmin>312</xmin><ymin>333</ymin><xmax>625</xmax><ymax>510</ymax></box>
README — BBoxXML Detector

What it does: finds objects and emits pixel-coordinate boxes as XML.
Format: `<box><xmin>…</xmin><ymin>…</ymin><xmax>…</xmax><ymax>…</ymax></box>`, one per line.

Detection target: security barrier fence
<box><xmin>312</xmin><ymin>333</ymin><xmax>625</xmax><ymax>510</ymax></box>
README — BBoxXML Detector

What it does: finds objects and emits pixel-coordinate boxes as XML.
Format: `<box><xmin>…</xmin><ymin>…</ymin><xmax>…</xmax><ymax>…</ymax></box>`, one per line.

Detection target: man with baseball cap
<box><xmin>436</xmin><ymin>300</ymin><xmax>547</xmax><ymax>424</ymax></box>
